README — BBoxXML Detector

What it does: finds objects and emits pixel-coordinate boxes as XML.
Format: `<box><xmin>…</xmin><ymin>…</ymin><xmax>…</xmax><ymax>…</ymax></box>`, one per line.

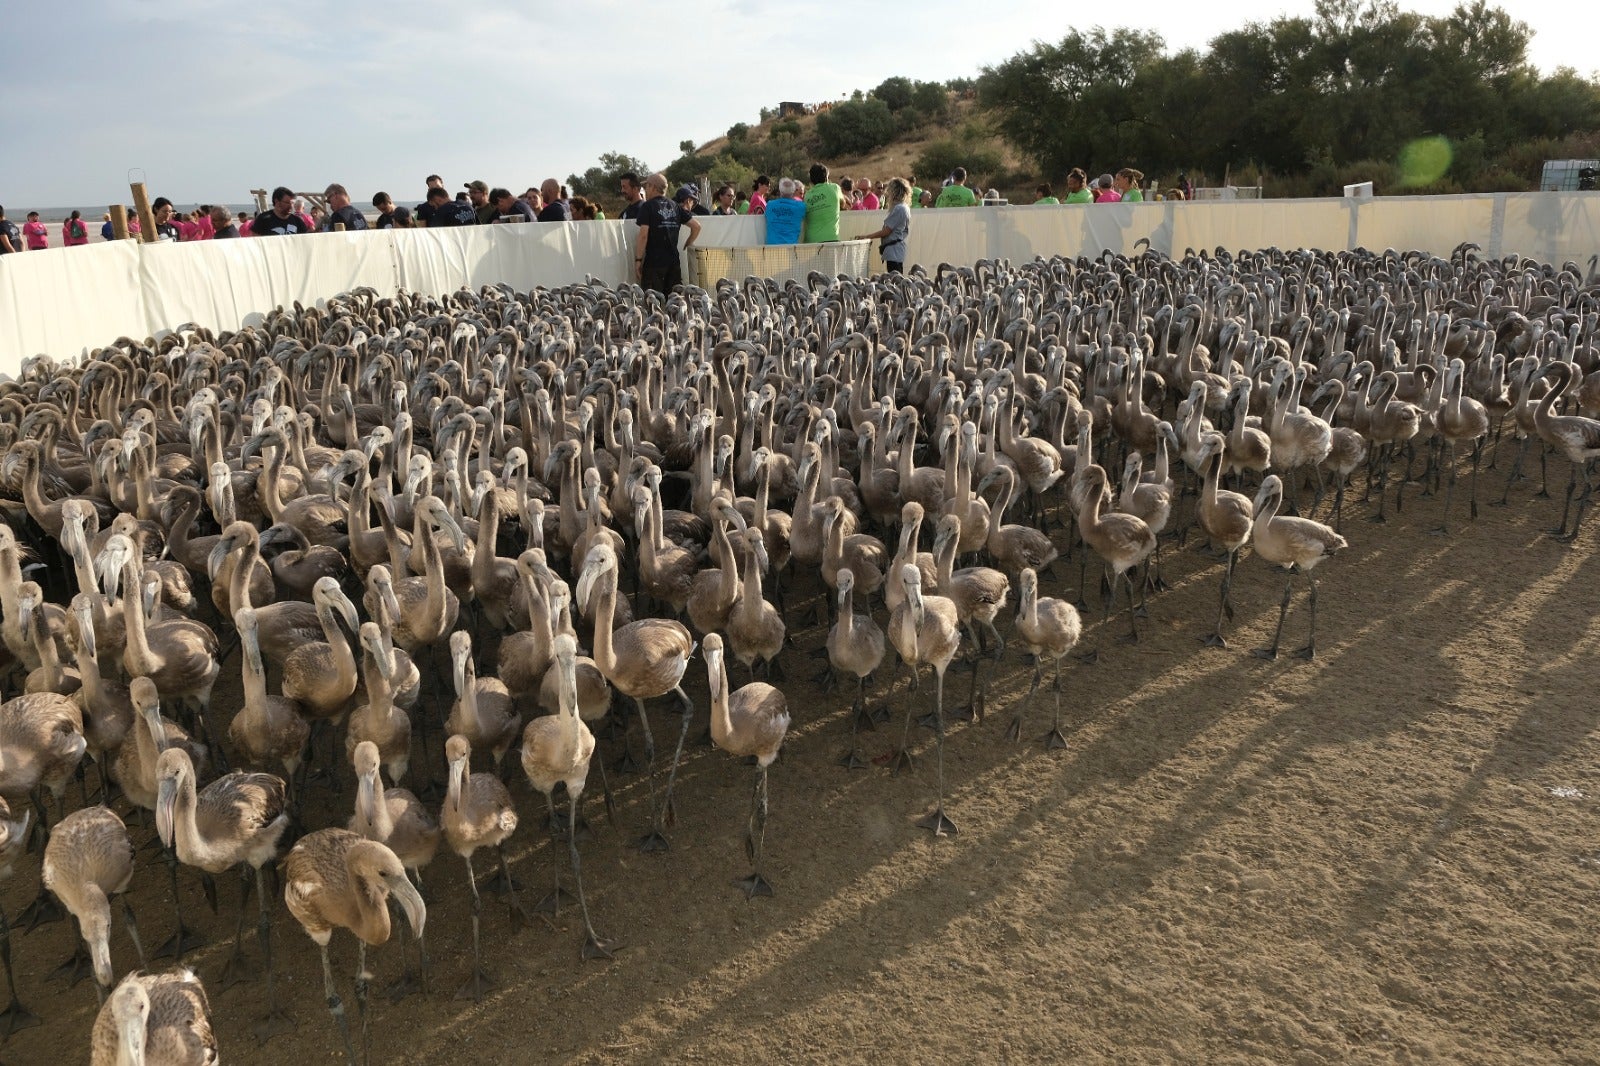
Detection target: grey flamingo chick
<box><xmin>284</xmin><ymin>829</ymin><xmax>425</xmax><ymax>1065</ymax></box>
<box><xmin>825</xmin><ymin>568</ymin><xmax>886</xmax><ymax>769</ymax></box>
<box><xmin>705</xmin><ymin>633</ymin><xmax>791</xmax><ymax>896</ymax></box>
<box><xmin>1010</xmin><ymin>568</ymin><xmax>1082</xmax><ymax>749</ymax></box>
<box><xmin>1250</xmin><ymin>475</ymin><xmax>1348</xmax><ymax>661</ymax></box>
<box><xmin>520</xmin><ymin>634</ymin><xmax>612</xmax><ymax>958</ymax></box>
<box><xmin>349</xmin><ymin>741</ymin><xmax>438</xmax><ymax>999</ymax></box>
<box><xmin>89</xmin><ymin>968</ymin><xmax>217</xmax><ymax>1066</ymax></box>
<box><xmin>155</xmin><ymin>745</ymin><xmax>292</xmax><ymax>1040</ymax></box>
<box><xmin>42</xmin><ymin>804</ymin><xmax>145</xmax><ymax>998</ymax></box>
<box><xmin>442</xmin><ymin>732</ymin><xmax>525</xmax><ymax>1001</ymax></box>
<box><xmin>888</xmin><ymin>563</ymin><xmax>963</xmax><ymax>836</ymax></box>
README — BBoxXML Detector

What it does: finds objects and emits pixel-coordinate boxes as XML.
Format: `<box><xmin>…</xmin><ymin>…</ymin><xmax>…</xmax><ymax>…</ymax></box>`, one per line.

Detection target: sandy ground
<box><xmin>4</xmin><ymin>451</ymin><xmax>1600</xmax><ymax>1066</ymax></box>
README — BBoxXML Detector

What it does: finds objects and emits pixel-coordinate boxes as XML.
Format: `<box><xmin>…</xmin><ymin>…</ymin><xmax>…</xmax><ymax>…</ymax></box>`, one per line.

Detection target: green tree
<box><xmin>911</xmin><ymin>81</ymin><xmax>950</xmax><ymax>120</ymax></box>
<box><xmin>567</xmin><ymin>151</ymin><xmax>652</xmax><ymax>202</ymax></box>
<box><xmin>727</xmin><ymin>122</ymin><xmax>751</xmax><ymax>142</ymax></box>
<box><xmin>873</xmin><ymin>76</ymin><xmax>914</xmax><ymax>112</ymax></box>
<box><xmin>913</xmin><ymin>136</ymin><xmax>1004</xmax><ymax>187</ymax></box>
<box><xmin>816</xmin><ymin>98</ymin><xmax>896</xmax><ymax>157</ymax></box>
<box><xmin>979</xmin><ymin>27</ymin><xmax>1167</xmax><ymax>177</ymax></box>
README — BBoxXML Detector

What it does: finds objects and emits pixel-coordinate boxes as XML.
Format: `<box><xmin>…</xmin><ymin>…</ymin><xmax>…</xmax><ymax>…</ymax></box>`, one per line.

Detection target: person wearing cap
<box><xmin>635</xmin><ymin>172</ymin><xmax>700</xmax><ymax>295</ymax></box>
<box><xmin>253</xmin><ymin>186</ymin><xmax>316</xmax><ymax>235</ymax></box>
<box><xmin>537</xmin><ymin>178</ymin><xmax>571</xmax><ymax>223</ymax></box>
<box><xmin>675</xmin><ymin>184</ymin><xmax>710</xmax><ymax>217</ymax></box>
<box><xmin>322</xmin><ymin>184</ymin><xmax>369</xmax><ymax>231</ymax></box>
<box><xmin>495</xmin><ymin>188</ymin><xmax>536</xmax><ymax>224</ymax></box>
<box><xmin>465</xmin><ymin>180</ymin><xmax>496</xmax><ymax>224</ymax></box>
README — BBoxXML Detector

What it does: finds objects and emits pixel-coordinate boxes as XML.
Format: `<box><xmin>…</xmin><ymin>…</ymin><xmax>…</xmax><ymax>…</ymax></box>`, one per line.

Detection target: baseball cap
<box><xmin>674</xmin><ymin>184</ymin><xmax>699</xmax><ymax>202</ymax></box>
<box><xmin>464</xmin><ymin>180</ymin><xmax>489</xmax><ymax>193</ymax></box>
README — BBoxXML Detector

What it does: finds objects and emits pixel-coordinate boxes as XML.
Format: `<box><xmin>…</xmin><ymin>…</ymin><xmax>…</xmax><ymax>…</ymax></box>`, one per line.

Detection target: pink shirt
<box><xmin>749</xmin><ymin>192</ymin><xmax>767</xmax><ymax>215</ymax></box>
<box><xmin>1094</xmin><ymin>189</ymin><xmax>1122</xmax><ymax>203</ymax></box>
<box><xmin>61</xmin><ymin>219</ymin><xmax>90</xmax><ymax>246</ymax></box>
<box><xmin>21</xmin><ymin>221</ymin><xmax>48</xmax><ymax>250</ymax></box>
<box><xmin>855</xmin><ymin>193</ymin><xmax>880</xmax><ymax>211</ymax></box>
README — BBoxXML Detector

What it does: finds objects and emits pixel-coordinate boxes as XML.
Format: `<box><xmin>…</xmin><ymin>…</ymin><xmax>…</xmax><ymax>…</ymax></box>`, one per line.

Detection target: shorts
<box><xmin>885</xmin><ymin>260</ymin><xmax>904</xmax><ymax>274</ymax></box>
<box><xmin>640</xmin><ymin>261</ymin><xmax>682</xmax><ymax>295</ymax></box>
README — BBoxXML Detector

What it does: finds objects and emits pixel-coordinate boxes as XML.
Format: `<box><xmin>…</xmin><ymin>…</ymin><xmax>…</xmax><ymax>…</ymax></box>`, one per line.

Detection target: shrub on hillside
<box><xmin>817</xmin><ymin>99</ymin><xmax>896</xmax><ymax>158</ymax></box>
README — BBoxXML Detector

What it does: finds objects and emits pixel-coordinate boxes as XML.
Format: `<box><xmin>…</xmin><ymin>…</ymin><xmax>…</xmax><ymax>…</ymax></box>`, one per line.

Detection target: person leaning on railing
<box><xmin>862</xmin><ymin>178</ymin><xmax>912</xmax><ymax>274</ymax></box>
<box><xmin>764</xmin><ymin>178</ymin><xmax>806</xmax><ymax>246</ymax></box>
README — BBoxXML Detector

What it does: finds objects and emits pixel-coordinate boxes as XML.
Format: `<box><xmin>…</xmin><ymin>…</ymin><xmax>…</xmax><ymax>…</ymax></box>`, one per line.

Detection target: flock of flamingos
<box><xmin>0</xmin><ymin>243</ymin><xmax>1596</xmax><ymax>1064</ymax></box>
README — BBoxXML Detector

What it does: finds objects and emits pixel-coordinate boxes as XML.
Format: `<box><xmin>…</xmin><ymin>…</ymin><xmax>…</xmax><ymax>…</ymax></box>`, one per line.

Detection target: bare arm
<box><xmin>683</xmin><ymin>216</ymin><xmax>701</xmax><ymax>249</ymax></box>
<box><xmin>634</xmin><ymin>222</ymin><xmax>648</xmax><ymax>279</ymax></box>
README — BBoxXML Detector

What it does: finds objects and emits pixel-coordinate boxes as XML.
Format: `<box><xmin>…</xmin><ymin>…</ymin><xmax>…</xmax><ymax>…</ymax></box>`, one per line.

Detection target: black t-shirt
<box><xmin>425</xmin><ymin>200</ymin><xmax>476</xmax><ymax>227</ymax></box>
<box><xmin>0</xmin><ymin>220</ymin><xmax>20</xmax><ymax>253</ymax></box>
<box><xmin>376</xmin><ymin>210</ymin><xmax>397</xmax><ymax>229</ymax></box>
<box><xmin>493</xmin><ymin>200</ymin><xmax>535</xmax><ymax>224</ymax></box>
<box><xmin>636</xmin><ymin>196</ymin><xmax>692</xmax><ymax>267</ymax></box>
<box><xmin>620</xmin><ymin>200</ymin><xmax>645</xmax><ymax>221</ymax></box>
<box><xmin>213</xmin><ymin>224</ymin><xmax>240</xmax><ymax>239</ymax></box>
<box><xmin>537</xmin><ymin>200</ymin><xmax>572</xmax><ymax>223</ymax></box>
<box><xmin>251</xmin><ymin>210</ymin><xmax>314</xmax><ymax>236</ymax></box>
<box><xmin>324</xmin><ymin>205</ymin><xmax>368</xmax><ymax>231</ymax></box>
<box><xmin>155</xmin><ymin>221</ymin><xmax>181</xmax><ymax>242</ymax></box>
<box><xmin>414</xmin><ymin>202</ymin><xmax>434</xmax><ymax>226</ymax></box>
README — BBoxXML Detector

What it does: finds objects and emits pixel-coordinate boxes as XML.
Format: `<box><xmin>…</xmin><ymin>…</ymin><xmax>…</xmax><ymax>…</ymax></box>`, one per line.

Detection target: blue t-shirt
<box><xmin>765</xmin><ymin>198</ymin><xmax>805</xmax><ymax>245</ymax></box>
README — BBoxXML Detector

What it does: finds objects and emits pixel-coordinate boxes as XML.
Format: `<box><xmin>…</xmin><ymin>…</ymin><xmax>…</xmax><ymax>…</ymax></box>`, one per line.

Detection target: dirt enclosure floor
<box><xmin>4</xmin><ymin>454</ymin><xmax>1600</xmax><ymax>1065</ymax></box>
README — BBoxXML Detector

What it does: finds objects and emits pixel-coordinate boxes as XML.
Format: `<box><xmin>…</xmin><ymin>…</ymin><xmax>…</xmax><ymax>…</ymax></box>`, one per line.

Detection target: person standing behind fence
<box><xmin>322</xmin><ymin>184</ymin><xmax>369</xmax><ymax>231</ymax></box>
<box><xmin>1116</xmin><ymin>168</ymin><xmax>1144</xmax><ymax>202</ymax></box>
<box><xmin>62</xmin><ymin>210</ymin><xmax>90</xmax><ymax>246</ymax></box>
<box><xmin>22</xmin><ymin>212</ymin><xmax>48</xmax><ymax>250</ymax></box>
<box><xmin>635</xmin><ymin>172</ymin><xmax>700</xmax><ymax>295</ymax></box>
<box><xmin>803</xmin><ymin>163</ymin><xmax>846</xmax><ymax>242</ymax></box>
<box><xmin>619</xmin><ymin>172</ymin><xmax>646</xmax><ymax>220</ymax></box>
<box><xmin>0</xmin><ymin>208</ymin><xmax>19</xmax><ymax>254</ymax></box>
<box><xmin>253</xmin><ymin>187</ymin><xmax>316</xmax><ymax>235</ymax></box>
<box><xmin>748</xmin><ymin>175</ymin><xmax>770</xmax><ymax>215</ymax></box>
<box><xmin>1033</xmin><ymin>183</ymin><xmax>1059</xmax><ymax>205</ymax></box>
<box><xmin>537</xmin><ymin>179</ymin><xmax>571</xmax><ymax>222</ymax></box>
<box><xmin>765</xmin><ymin>177</ymin><xmax>806</xmax><ymax>245</ymax></box>
<box><xmin>935</xmin><ymin>168</ymin><xmax>978</xmax><ymax>208</ymax></box>
<box><xmin>209</xmin><ymin>206</ymin><xmax>239</xmax><ymax>239</ymax></box>
<box><xmin>1063</xmin><ymin>169</ymin><xmax>1092</xmax><ymax>204</ymax></box>
<box><xmin>863</xmin><ymin>177</ymin><xmax>911</xmax><ymax>274</ymax></box>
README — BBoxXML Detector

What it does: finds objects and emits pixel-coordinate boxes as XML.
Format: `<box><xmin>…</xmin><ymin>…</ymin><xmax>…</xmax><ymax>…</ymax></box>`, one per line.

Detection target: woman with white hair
<box><xmin>764</xmin><ymin>177</ymin><xmax>807</xmax><ymax>245</ymax></box>
<box><xmin>863</xmin><ymin>177</ymin><xmax>912</xmax><ymax>274</ymax></box>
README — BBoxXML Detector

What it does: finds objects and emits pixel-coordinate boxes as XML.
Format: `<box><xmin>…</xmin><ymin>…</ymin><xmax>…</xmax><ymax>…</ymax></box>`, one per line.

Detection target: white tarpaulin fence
<box><xmin>5</xmin><ymin>192</ymin><xmax>1600</xmax><ymax>370</ymax></box>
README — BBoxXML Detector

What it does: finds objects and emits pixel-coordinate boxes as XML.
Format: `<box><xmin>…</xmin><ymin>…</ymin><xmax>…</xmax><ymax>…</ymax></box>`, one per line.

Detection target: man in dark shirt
<box><xmin>209</xmin><ymin>205</ymin><xmax>239</xmax><ymax>239</ymax></box>
<box><xmin>492</xmin><ymin>188</ymin><xmax>535</xmax><ymax>224</ymax></box>
<box><xmin>536</xmin><ymin>178</ymin><xmax>571</xmax><ymax>223</ymax></box>
<box><xmin>619</xmin><ymin>172</ymin><xmax>646</xmax><ymax>221</ymax></box>
<box><xmin>465</xmin><ymin>180</ymin><xmax>496</xmax><ymax>225</ymax></box>
<box><xmin>423</xmin><ymin>187</ymin><xmax>475</xmax><ymax>227</ymax></box>
<box><xmin>0</xmin><ymin>207</ymin><xmax>19</xmax><ymax>254</ymax></box>
<box><xmin>151</xmin><ymin>197</ymin><xmax>182</xmax><ymax>241</ymax></box>
<box><xmin>322</xmin><ymin>184</ymin><xmax>369</xmax><ymax>231</ymax></box>
<box><xmin>252</xmin><ymin>186</ymin><xmax>315</xmax><ymax>236</ymax></box>
<box><xmin>374</xmin><ymin>192</ymin><xmax>399</xmax><ymax>229</ymax></box>
<box><xmin>635</xmin><ymin>172</ymin><xmax>700</xmax><ymax>295</ymax></box>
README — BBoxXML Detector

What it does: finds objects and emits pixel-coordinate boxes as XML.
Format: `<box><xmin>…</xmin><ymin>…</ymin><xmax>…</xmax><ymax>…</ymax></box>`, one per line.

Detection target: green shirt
<box><xmin>1122</xmin><ymin>188</ymin><xmax>1143</xmax><ymax>202</ymax></box>
<box><xmin>803</xmin><ymin>181</ymin><xmax>845</xmax><ymax>242</ymax></box>
<box><xmin>595</xmin><ymin>209</ymin><xmax>606</xmax><ymax>220</ymax></box>
<box><xmin>1034</xmin><ymin>196</ymin><xmax>1060</xmax><ymax>205</ymax></box>
<box><xmin>911</xmin><ymin>186</ymin><xmax>924</xmax><ymax>208</ymax></box>
<box><xmin>1064</xmin><ymin>188</ymin><xmax>1092</xmax><ymax>204</ymax></box>
<box><xmin>736</xmin><ymin>201</ymin><xmax>749</xmax><ymax>215</ymax></box>
<box><xmin>935</xmin><ymin>184</ymin><xmax>978</xmax><ymax>208</ymax></box>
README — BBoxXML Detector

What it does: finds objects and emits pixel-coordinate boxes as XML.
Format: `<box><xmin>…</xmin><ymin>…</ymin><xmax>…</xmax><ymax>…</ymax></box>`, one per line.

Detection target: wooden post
<box><xmin>130</xmin><ymin>183</ymin><xmax>158</xmax><ymax>243</ymax></box>
<box><xmin>109</xmin><ymin>205</ymin><xmax>130</xmax><ymax>241</ymax></box>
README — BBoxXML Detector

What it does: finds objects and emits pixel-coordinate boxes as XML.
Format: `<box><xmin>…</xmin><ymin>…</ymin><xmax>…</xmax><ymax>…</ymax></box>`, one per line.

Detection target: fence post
<box><xmin>130</xmin><ymin>183</ymin><xmax>158</xmax><ymax>244</ymax></box>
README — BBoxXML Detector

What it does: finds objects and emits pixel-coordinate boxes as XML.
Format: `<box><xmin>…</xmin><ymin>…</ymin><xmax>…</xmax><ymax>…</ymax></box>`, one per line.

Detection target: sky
<box><xmin>2</xmin><ymin>0</ymin><xmax>1591</xmax><ymax>208</ymax></box>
